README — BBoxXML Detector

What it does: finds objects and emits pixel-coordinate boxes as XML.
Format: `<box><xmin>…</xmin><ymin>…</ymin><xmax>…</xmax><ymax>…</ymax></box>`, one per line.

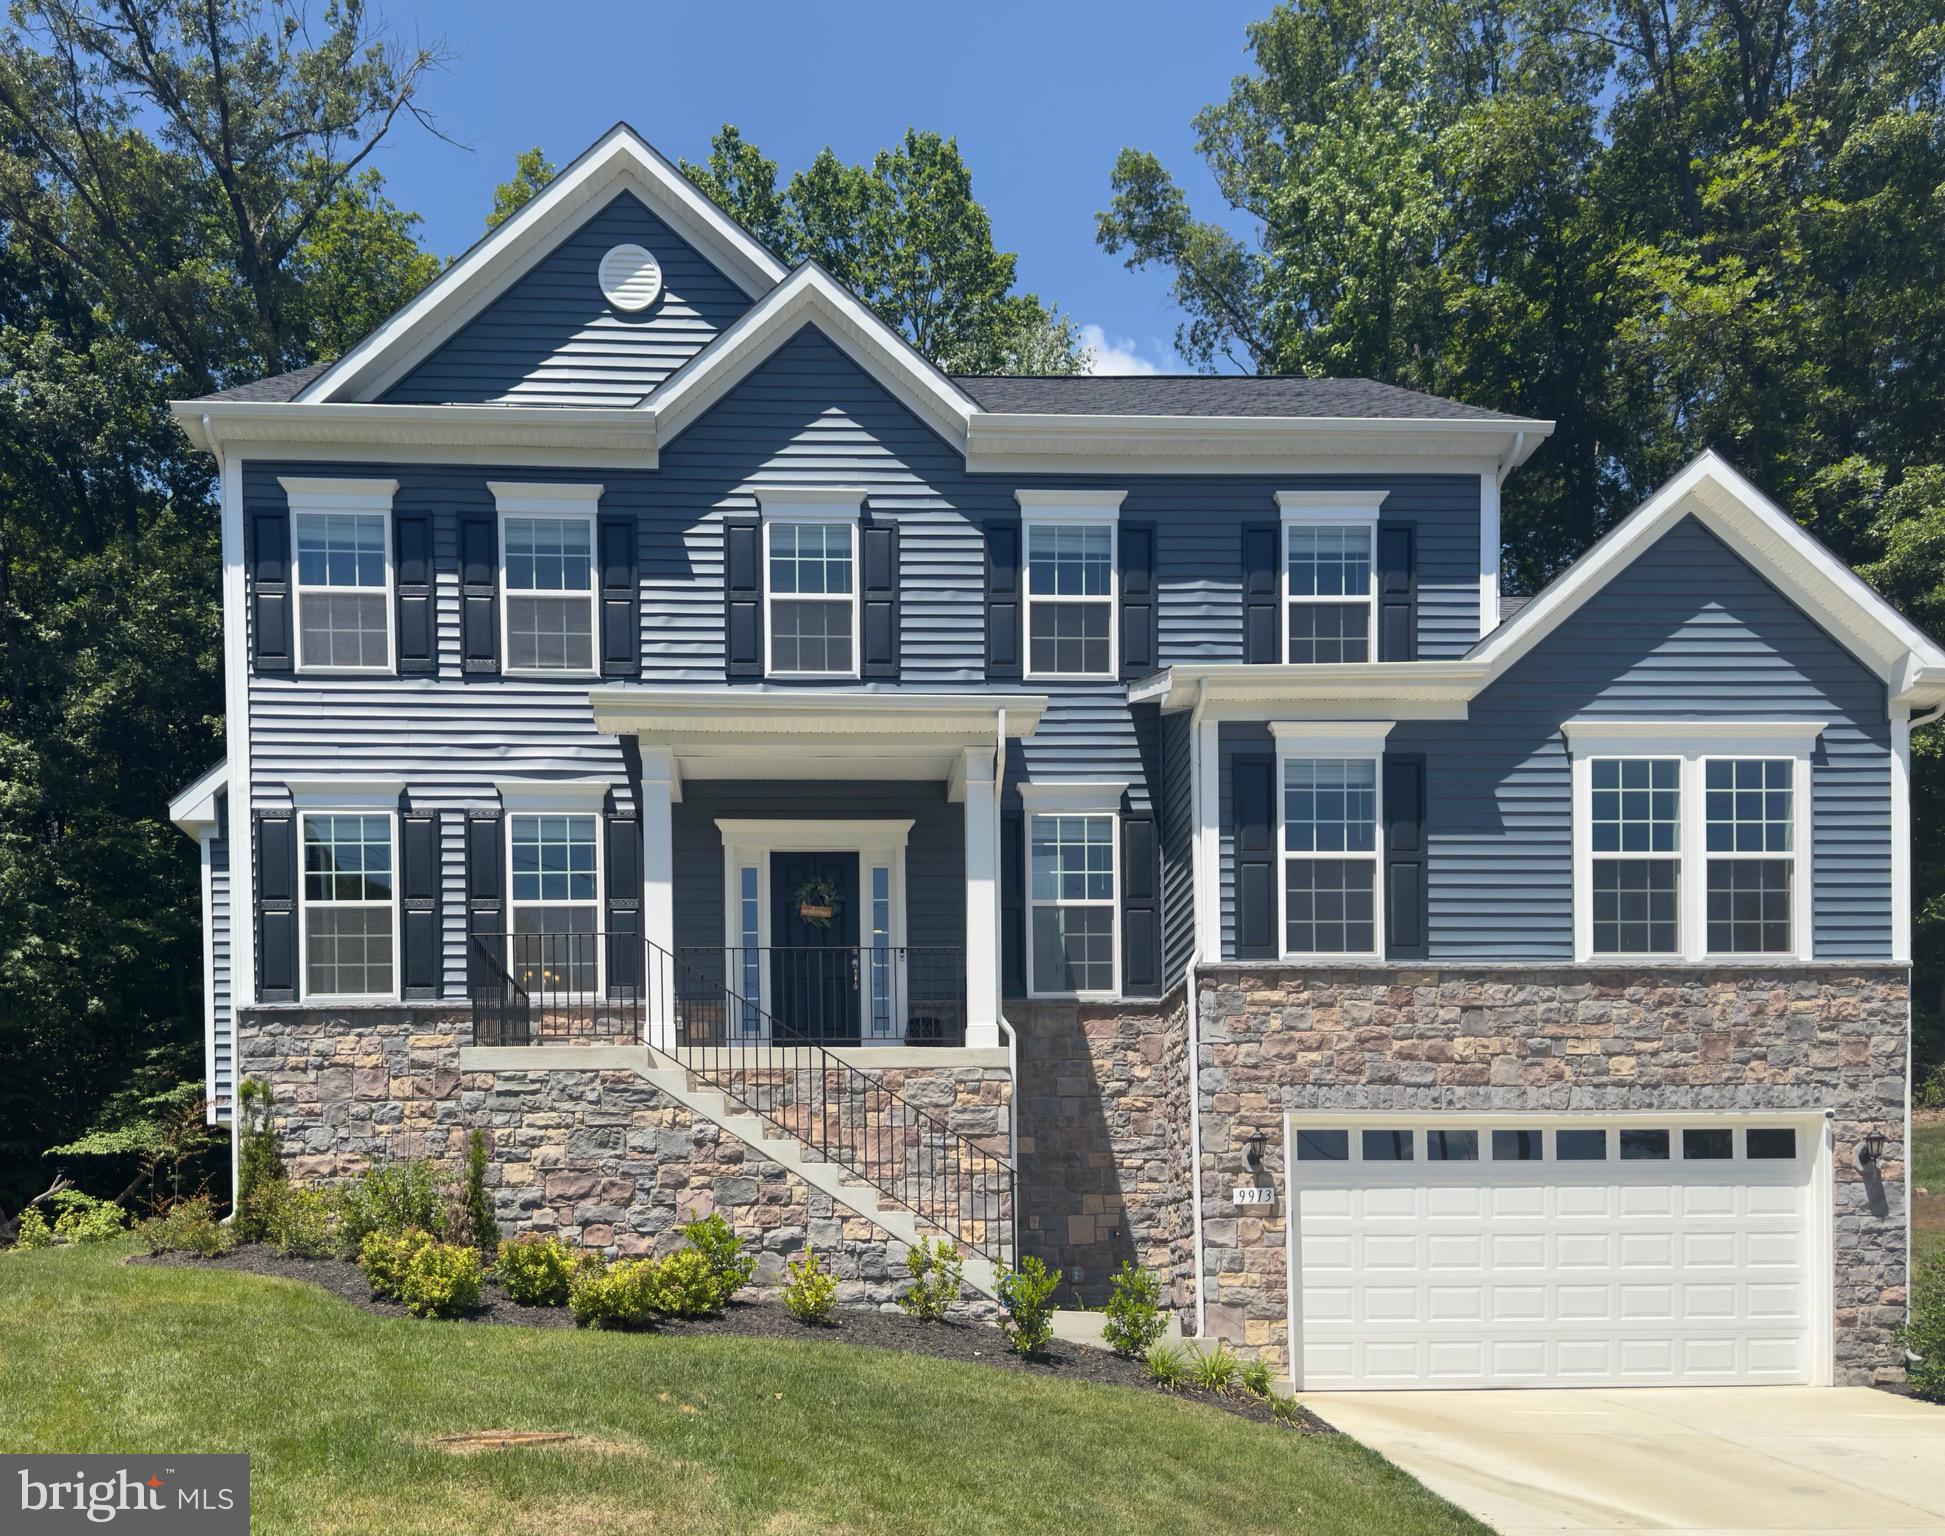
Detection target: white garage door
<box><xmin>1289</xmin><ymin>1117</ymin><xmax>1821</xmax><ymax>1390</ymax></box>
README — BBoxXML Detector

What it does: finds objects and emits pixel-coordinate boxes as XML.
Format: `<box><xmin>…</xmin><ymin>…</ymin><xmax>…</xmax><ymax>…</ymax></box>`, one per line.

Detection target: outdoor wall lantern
<box><xmin>1855</xmin><ymin>1129</ymin><xmax>1888</xmax><ymax>1172</ymax></box>
<box><xmin>1245</xmin><ymin>1131</ymin><xmax>1268</xmax><ymax>1172</ymax></box>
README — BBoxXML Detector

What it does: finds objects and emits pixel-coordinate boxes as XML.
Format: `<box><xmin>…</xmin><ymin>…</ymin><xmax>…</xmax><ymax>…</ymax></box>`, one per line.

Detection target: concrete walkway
<box><xmin>1303</xmin><ymin>1387</ymin><xmax>1945</xmax><ymax>1535</ymax></box>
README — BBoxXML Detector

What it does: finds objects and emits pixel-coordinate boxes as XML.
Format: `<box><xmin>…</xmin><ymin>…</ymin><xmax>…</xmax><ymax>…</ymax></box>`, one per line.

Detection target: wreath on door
<box><xmin>792</xmin><ymin>877</ymin><xmax>842</xmax><ymax>927</ymax></box>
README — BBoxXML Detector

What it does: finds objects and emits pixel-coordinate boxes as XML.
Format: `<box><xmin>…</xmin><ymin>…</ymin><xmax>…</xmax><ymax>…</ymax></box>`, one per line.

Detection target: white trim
<box><xmin>295</xmin><ymin>807</ymin><xmax>401</xmax><ymax>1004</ymax></box>
<box><xmin>1891</xmin><ymin>708</ymin><xmax>1915</xmax><ymax>964</ymax></box>
<box><xmin>1281</xmin><ymin>517</ymin><xmax>1377</xmax><ymax>665</ymax></box>
<box><xmin>755</xmin><ymin>485</ymin><xmax>868</xmax><ymax>519</ymax></box>
<box><xmin>285</xmin><ymin>778</ymin><xmax>404</xmax><ymax>810</ymax></box>
<box><xmin>169</xmin><ymin>761</ymin><xmax>227</xmax><ymax>835</ymax></box>
<box><xmin>219</xmin><ymin>453</ymin><xmax>254</xmax><ymax>1013</ymax></box>
<box><xmin>198</xmin><ymin>829</ymin><xmax>219</xmax><ymax>1124</ymax></box>
<box><xmin>641</xmin><ymin>747</ymin><xmax>676</xmax><ymax>1048</ymax></box>
<box><xmin>506</xmin><ymin>806</ymin><xmax>606</xmax><ymax>998</ymax></box>
<box><xmin>762</xmin><ymin>516</ymin><xmax>861</xmax><ymax>680</ymax></box>
<box><xmin>283</xmin><ymin>479</ymin><xmax>397</xmax><ymax>676</ymax></box>
<box><xmin>1193</xmin><ymin>699</ymin><xmax>1222</xmax><ymax>958</ymax></box>
<box><xmin>1562</xmin><ymin>719</ymin><xmax>1828</xmax><ymax>758</ymax></box>
<box><xmin>1276</xmin><ymin>745</ymin><xmax>1385</xmax><ymax>963</ymax></box>
<box><xmin>1013</xmin><ymin>489</ymin><xmax>1125</xmax><ymax>518</ymax></box>
<box><xmin>1267</xmin><ymin>721</ymin><xmax>1397</xmax><ymax>753</ymax></box>
<box><xmin>714</xmin><ymin>817</ymin><xmax>915</xmax><ymax>848</ymax></box>
<box><xmin>1479</xmin><ymin>470</ymin><xmax>1501</xmax><ymax>636</ymax></box>
<box><xmin>495</xmin><ymin>779</ymin><xmax>612</xmax><ymax>812</ymax></box>
<box><xmin>1021</xmin><ymin>510</ymin><xmax>1118</xmax><ymax>682</ymax></box>
<box><xmin>494</xmin><ymin>496</ymin><xmax>601</xmax><ymax>679</ymax></box>
<box><xmin>1276</xmin><ymin>490</ymin><xmax>1387</xmax><ymax>518</ymax></box>
<box><xmin>1024</xmin><ymin>806</ymin><xmax>1121</xmax><ymax>1001</ymax></box>
<box><xmin>175</xmin><ymin>405</ymin><xmax>661</xmax><ymax>467</ymax></box>
<box><xmin>1015</xmin><ymin>780</ymin><xmax>1129</xmax><ymax>813</ymax></box>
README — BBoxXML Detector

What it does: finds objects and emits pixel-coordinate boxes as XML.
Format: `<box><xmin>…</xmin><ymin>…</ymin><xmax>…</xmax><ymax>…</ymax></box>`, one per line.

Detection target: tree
<box><xmin>683</xmin><ymin>125</ymin><xmax>1087</xmax><ymax>375</ymax></box>
<box><xmin>487</xmin><ymin>145</ymin><xmax>556</xmax><ymax>231</ymax></box>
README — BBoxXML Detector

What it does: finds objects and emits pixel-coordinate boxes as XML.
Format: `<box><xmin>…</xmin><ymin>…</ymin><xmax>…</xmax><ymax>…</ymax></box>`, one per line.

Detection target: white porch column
<box><xmin>640</xmin><ymin>746</ymin><xmax>677</xmax><ymax>1051</ymax></box>
<box><xmin>961</xmin><ymin>745</ymin><xmax>1000</xmax><ymax>1049</ymax></box>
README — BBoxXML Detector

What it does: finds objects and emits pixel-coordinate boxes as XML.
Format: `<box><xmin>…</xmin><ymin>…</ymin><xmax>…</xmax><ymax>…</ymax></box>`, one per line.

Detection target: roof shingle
<box><xmin>948</xmin><ymin>373</ymin><xmax>1523</xmax><ymax>421</ymax></box>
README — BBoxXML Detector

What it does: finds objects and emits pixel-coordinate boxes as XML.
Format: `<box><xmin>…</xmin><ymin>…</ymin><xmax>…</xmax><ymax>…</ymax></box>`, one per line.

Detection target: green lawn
<box><xmin>0</xmin><ymin>1245</ymin><xmax>1486</xmax><ymax>1536</ymax></box>
<box><xmin>1918</xmin><ymin>1114</ymin><xmax>1944</xmax><ymax>1279</ymax></box>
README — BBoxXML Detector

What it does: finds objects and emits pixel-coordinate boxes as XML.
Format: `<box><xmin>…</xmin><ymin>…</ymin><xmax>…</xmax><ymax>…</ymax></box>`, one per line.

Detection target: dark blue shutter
<box><xmin>1121</xmin><ymin>805</ymin><xmax>1159</xmax><ymax>995</ymax></box>
<box><xmin>459</xmin><ymin>510</ymin><xmax>498</xmax><ymax>675</ymax></box>
<box><xmin>985</xmin><ymin>522</ymin><xmax>1022</xmax><ymax>680</ymax></box>
<box><xmin>465</xmin><ymin>812</ymin><xmax>507</xmax><ymax>1031</ymax></box>
<box><xmin>250</xmin><ymin>510</ymin><xmax>292</xmax><ymax>673</ymax></box>
<box><xmin>395</xmin><ymin>509</ymin><xmax>434</xmax><ymax>675</ymax></box>
<box><xmin>400</xmin><ymin>806</ymin><xmax>441</xmax><ymax>997</ymax></box>
<box><xmin>1377</xmin><ymin>524</ymin><xmax>1417</xmax><ymax>661</ymax></box>
<box><xmin>1119</xmin><ymin>522</ymin><xmax>1158</xmax><ymax>678</ymax></box>
<box><xmin>599</xmin><ymin>512</ymin><xmax>639</xmax><ymax>678</ymax></box>
<box><xmin>605</xmin><ymin>807</ymin><xmax>642</xmax><ymax>995</ymax></box>
<box><xmin>861</xmin><ymin>518</ymin><xmax>900</xmax><ymax>678</ymax></box>
<box><xmin>1242</xmin><ymin>523</ymin><xmax>1279</xmax><ymax>664</ymax></box>
<box><xmin>724</xmin><ymin>518</ymin><xmax>762</xmax><ymax>678</ymax></box>
<box><xmin>1233</xmin><ymin>752</ymin><xmax>1276</xmax><ymax>959</ymax></box>
<box><xmin>1383</xmin><ymin>754</ymin><xmax>1428</xmax><ymax>958</ymax></box>
<box><xmin>256</xmin><ymin>810</ymin><xmax>297</xmax><ymax>1000</ymax></box>
<box><xmin>1000</xmin><ymin>805</ymin><xmax>1025</xmax><ymax>997</ymax></box>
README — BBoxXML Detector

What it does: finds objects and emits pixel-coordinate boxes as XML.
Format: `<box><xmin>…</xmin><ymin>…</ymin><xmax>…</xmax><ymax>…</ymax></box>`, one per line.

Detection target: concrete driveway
<box><xmin>1303</xmin><ymin>1387</ymin><xmax>1945</xmax><ymax>1535</ymax></box>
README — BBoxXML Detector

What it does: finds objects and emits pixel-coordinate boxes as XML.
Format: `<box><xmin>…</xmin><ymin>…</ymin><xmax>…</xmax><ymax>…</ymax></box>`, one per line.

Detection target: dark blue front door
<box><xmin>770</xmin><ymin>852</ymin><xmax>860</xmax><ymax>1043</ymax></box>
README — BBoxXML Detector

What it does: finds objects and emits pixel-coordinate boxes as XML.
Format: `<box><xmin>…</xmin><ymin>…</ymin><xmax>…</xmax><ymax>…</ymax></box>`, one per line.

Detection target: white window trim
<box><xmin>715</xmin><ymin>818</ymin><xmax>914</xmax><ymax>1040</ymax></box>
<box><xmin>490</xmin><ymin>482</ymin><xmax>604</xmax><ymax>680</ymax></box>
<box><xmin>506</xmin><ymin>806</ymin><xmax>607</xmax><ymax>998</ymax></box>
<box><xmin>1275</xmin><ymin>736</ymin><xmax>1386</xmax><ymax>962</ymax></box>
<box><xmin>1277</xmin><ymin>491</ymin><xmax>1385</xmax><ymax>666</ymax></box>
<box><xmin>1564</xmin><ymin>720</ymin><xmax>1822</xmax><ymax>963</ymax></box>
<box><xmin>1023</xmin><ymin>803</ymin><xmax>1121</xmax><ymax>1001</ymax></box>
<box><xmin>282</xmin><ymin>476</ymin><xmax>399</xmax><ymax>677</ymax></box>
<box><xmin>1019</xmin><ymin>491</ymin><xmax>1123</xmax><ymax>683</ymax></box>
<box><xmin>296</xmin><ymin>807</ymin><xmax>400</xmax><ymax>1004</ymax></box>
<box><xmin>760</xmin><ymin>498</ymin><xmax>863</xmax><ymax>680</ymax></box>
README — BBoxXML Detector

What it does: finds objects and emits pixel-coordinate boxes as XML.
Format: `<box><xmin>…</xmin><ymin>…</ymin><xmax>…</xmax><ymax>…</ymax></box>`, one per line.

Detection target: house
<box><xmin>168</xmin><ymin>123</ymin><xmax>1939</xmax><ymax>1391</ymax></box>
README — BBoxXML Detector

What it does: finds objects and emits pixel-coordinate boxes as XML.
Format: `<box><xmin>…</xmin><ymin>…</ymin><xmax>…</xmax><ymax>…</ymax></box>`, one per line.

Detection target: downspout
<box><xmin>1494</xmin><ymin>429</ymin><xmax>1527</xmax><ymax>489</ymax></box>
<box><xmin>1187</xmin><ymin>677</ymin><xmax>1210</xmax><ymax>1338</ymax></box>
<box><xmin>993</xmin><ymin>707</ymin><xmax>1020</xmax><ymax>1262</ymax></box>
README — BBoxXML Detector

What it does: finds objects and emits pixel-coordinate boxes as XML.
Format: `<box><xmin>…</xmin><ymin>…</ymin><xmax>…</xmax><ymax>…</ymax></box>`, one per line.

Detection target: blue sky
<box><xmin>370</xmin><ymin>0</ymin><xmax>1271</xmax><ymax>373</ymax></box>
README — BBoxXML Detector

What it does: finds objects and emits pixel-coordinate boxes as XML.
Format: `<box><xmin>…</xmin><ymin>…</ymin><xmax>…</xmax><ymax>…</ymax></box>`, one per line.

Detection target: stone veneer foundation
<box><xmin>1194</xmin><ymin>965</ymin><xmax>1912</xmax><ymax>1385</ymax></box>
<box><xmin>242</xmin><ymin>1007</ymin><xmax>1011</xmax><ymax>1312</ymax></box>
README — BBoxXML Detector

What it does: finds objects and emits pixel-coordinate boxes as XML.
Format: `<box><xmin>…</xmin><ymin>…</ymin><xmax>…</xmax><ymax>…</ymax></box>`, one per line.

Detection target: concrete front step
<box><xmin>1049</xmin><ymin>1309</ymin><xmax>1186</xmax><ymax>1350</ymax></box>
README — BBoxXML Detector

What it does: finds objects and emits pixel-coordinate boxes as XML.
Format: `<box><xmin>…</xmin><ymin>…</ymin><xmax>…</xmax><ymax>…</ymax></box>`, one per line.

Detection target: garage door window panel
<box><xmin>1620</xmin><ymin>1128</ymin><xmax>1671</xmax><ymax>1160</ymax></box>
<box><xmin>1425</xmin><ymin>1128</ymin><xmax>1478</xmax><ymax>1161</ymax></box>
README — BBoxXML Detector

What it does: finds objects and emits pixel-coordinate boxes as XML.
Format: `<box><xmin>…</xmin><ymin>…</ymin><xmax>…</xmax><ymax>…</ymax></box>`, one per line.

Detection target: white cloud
<box><xmin>1078</xmin><ymin>323</ymin><xmax>1163</xmax><ymax>376</ymax></box>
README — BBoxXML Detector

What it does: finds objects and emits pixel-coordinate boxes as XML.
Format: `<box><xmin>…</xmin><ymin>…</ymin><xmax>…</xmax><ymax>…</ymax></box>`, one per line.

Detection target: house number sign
<box><xmin>1231</xmin><ymin>1186</ymin><xmax>1275</xmax><ymax>1207</ymax></box>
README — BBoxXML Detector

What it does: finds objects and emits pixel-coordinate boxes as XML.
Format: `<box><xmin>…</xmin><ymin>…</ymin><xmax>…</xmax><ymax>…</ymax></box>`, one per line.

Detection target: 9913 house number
<box><xmin>1230</xmin><ymin>1186</ymin><xmax>1275</xmax><ymax>1206</ymax></box>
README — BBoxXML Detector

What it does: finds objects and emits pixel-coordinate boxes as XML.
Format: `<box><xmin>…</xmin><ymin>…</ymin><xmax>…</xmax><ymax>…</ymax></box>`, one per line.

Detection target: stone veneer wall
<box><xmin>241</xmin><ymin>1007</ymin><xmax>1011</xmax><ymax>1311</ymax></box>
<box><xmin>1010</xmin><ymin>984</ymin><xmax>1194</xmax><ymax>1309</ymax></box>
<box><xmin>1195</xmin><ymin>966</ymin><xmax>1912</xmax><ymax>1385</ymax></box>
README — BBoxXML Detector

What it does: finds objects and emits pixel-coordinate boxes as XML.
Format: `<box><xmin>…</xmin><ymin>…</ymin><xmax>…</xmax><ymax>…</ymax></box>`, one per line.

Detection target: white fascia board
<box><xmin>588</xmin><ymin>686</ymin><xmax>1050</xmax><ymax>739</ymax></box>
<box><xmin>1562</xmin><ymin>718</ymin><xmax>1827</xmax><ymax>758</ymax></box>
<box><xmin>296</xmin><ymin>124</ymin><xmax>787</xmax><ymax>405</ymax></box>
<box><xmin>169</xmin><ymin>400</ymin><xmax>660</xmax><ymax>468</ymax></box>
<box><xmin>1137</xmin><ymin>662</ymin><xmax>1486</xmax><ymax>713</ymax></box>
<box><xmin>279</xmin><ymin>476</ymin><xmax>398</xmax><ymax>509</ymax></box>
<box><xmin>649</xmin><ymin>266</ymin><xmax>977</xmax><ymax>454</ymax></box>
<box><xmin>1016</xmin><ymin>780</ymin><xmax>1130</xmax><ymax>812</ymax></box>
<box><xmin>1015</xmin><ymin>489</ymin><xmax>1126</xmax><ymax>518</ymax></box>
<box><xmin>169</xmin><ymin>762</ymin><xmax>227</xmax><ymax>836</ymax></box>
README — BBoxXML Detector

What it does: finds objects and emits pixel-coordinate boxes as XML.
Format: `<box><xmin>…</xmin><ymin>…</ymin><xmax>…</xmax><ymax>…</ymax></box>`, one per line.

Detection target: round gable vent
<box><xmin>598</xmin><ymin>243</ymin><xmax>663</xmax><ymax>312</ymax></box>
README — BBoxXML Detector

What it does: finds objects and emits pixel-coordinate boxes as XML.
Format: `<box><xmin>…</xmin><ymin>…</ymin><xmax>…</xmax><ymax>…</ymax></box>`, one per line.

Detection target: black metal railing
<box><xmin>468</xmin><ymin>931</ymin><xmax>1011</xmax><ymax>1262</ymax></box>
<box><xmin>675</xmin><ymin>945</ymin><xmax>966</xmax><ymax>1046</ymax></box>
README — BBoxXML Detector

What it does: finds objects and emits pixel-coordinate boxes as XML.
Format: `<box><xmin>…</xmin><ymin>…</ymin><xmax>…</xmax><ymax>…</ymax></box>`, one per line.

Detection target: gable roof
<box><xmin>295</xmin><ymin>123</ymin><xmax>789</xmax><ymax>406</ymax></box>
<box><xmin>950</xmin><ymin>374</ymin><xmax>1522</xmax><ymax>422</ymax></box>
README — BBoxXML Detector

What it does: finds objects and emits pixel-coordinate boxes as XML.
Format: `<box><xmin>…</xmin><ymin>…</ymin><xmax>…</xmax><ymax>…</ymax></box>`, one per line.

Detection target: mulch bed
<box><xmin>133</xmin><ymin>1245</ymin><xmax>1332</xmax><ymax>1434</ymax></box>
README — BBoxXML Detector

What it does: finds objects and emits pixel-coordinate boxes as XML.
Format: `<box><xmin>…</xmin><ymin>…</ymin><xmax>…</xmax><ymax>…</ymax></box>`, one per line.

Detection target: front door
<box><xmin>769</xmin><ymin>852</ymin><xmax>860</xmax><ymax>1043</ymax></box>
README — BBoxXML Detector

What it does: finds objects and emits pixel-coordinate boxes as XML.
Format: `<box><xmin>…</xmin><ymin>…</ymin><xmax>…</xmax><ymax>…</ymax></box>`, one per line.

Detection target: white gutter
<box><xmin>1494</xmin><ymin>429</ymin><xmax>1528</xmax><ymax>488</ymax></box>
<box><xmin>1186</xmin><ymin>677</ymin><xmax>1210</xmax><ymax>1339</ymax></box>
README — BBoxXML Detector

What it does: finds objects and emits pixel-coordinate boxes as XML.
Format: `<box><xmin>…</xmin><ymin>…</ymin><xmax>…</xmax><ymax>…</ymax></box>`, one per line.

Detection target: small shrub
<box><xmin>782</xmin><ymin>1247</ymin><xmax>839</xmax><ymax>1325</ymax></box>
<box><xmin>1239</xmin><ymin>1357</ymin><xmax>1274</xmax><ymax>1399</ymax></box>
<box><xmin>265</xmin><ymin>1185</ymin><xmax>341</xmax><ymax>1259</ymax></box>
<box><xmin>1101</xmin><ymin>1260</ymin><xmax>1167</xmax><ymax>1359</ymax></box>
<box><xmin>1902</xmin><ymin>1262</ymin><xmax>1945</xmax><ymax>1403</ymax></box>
<box><xmin>134</xmin><ymin>1197</ymin><xmax>230</xmax><ymax>1257</ymax></box>
<box><xmin>459</xmin><ymin>1130</ymin><xmax>499</xmax><ymax>1258</ymax></box>
<box><xmin>680</xmin><ymin>1212</ymin><xmax>755</xmax><ymax>1308</ymax></box>
<box><xmin>1189</xmin><ymin>1341</ymin><xmax>1241</xmax><ymax>1394</ymax></box>
<box><xmin>360</xmin><ymin>1227</ymin><xmax>436</xmax><ymax>1301</ymax></box>
<box><xmin>399</xmin><ymin>1241</ymin><xmax>483</xmax><ymax>1319</ymax></box>
<box><xmin>233</xmin><ymin>1079</ymin><xmax>286</xmax><ymax>1243</ymax></box>
<box><xmin>495</xmin><ymin>1234</ymin><xmax>574</xmax><ymax>1307</ymax></box>
<box><xmin>897</xmin><ymin>1237</ymin><xmax>963</xmax><ymax>1322</ymax></box>
<box><xmin>51</xmin><ymin>1194</ymin><xmax>127</xmax><ymax>1245</ymax></box>
<box><xmin>649</xmin><ymin>1247</ymin><xmax>723</xmax><ymax>1318</ymax></box>
<box><xmin>1917</xmin><ymin>1058</ymin><xmax>1945</xmax><ymax>1110</ymax></box>
<box><xmin>1144</xmin><ymin>1343</ymin><xmax>1190</xmax><ymax>1390</ymax></box>
<box><xmin>1268</xmin><ymin>1392</ymin><xmax>1307</xmax><ymax>1427</ymax></box>
<box><xmin>14</xmin><ymin>1208</ymin><xmax>54</xmax><ymax>1250</ymax></box>
<box><xmin>995</xmin><ymin>1254</ymin><xmax>1061</xmax><ymax>1359</ymax></box>
<box><xmin>338</xmin><ymin>1160</ymin><xmax>448</xmax><ymax>1252</ymax></box>
<box><xmin>568</xmin><ymin>1257</ymin><xmax>659</xmax><ymax>1330</ymax></box>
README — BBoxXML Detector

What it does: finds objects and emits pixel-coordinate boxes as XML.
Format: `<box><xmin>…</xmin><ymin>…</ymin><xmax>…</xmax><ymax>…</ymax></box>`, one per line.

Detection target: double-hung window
<box><xmin>284</xmin><ymin>477</ymin><xmax>397</xmax><ymax>673</ymax></box>
<box><xmin>491</xmin><ymin>483</ymin><xmax>602</xmax><ymax>675</ymax></box>
<box><xmin>1279</xmin><ymin>491</ymin><xmax>1385</xmax><ymax>664</ymax></box>
<box><xmin>1280</xmin><ymin>757</ymin><xmax>1380</xmax><ymax>957</ymax></box>
<box><xmin>1021</xmin><ymin>781</ymin><xmax>1126</xmax><ymax>998</ymax></box>
<box><xmin>1567</xmin><ymin>722</ymin><xmax>1818</xmax><ymax>962</ymax></box>
<box><xmin>759</xmin><ymin>489</ymin><xmax>864</xmax><ymax>678</ymax></box>
<box><xmin>509</xmin><ymin>811</ymin><xmax>601</xmax><ymax>992</ymax></box>
<box><xmin>299</xmin><ymin>811</ymin><xmax>396</xmax><ymax>998</ymax></box>
<box><xmin>1020</xmin><ymin>493</ymin><xmax>1122</xmax><ymax>680</ymax></box>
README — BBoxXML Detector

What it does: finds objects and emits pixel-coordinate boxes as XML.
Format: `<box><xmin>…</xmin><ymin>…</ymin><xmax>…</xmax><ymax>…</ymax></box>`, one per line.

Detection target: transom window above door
<box><xmin>490</xmin><ymin>482</ymin><xmax>604</xmax><ymax>676</ymax></box>
<box><xmin>283</xmin><ymin>477</ymin><xmax>398</xmax><ymax>673</ymax></box>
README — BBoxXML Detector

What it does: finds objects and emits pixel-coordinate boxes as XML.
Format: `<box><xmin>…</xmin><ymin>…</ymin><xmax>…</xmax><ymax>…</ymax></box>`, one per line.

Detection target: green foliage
<box><xmin>649</xmin><ymin>1248</ymin><xmax>725</xmax><ymax>1318</ymax></box>
<box><xmin>1144</xmin><ymin>1343</ymin><xmax>1190</xmax><ymax>1390</ymax></box>
<box><xmin>51</xmin><ymin>1192</ymin><xmax>126</xmax><ymax>1244</ymax></box>
<box><xmin>994</xmin><ymin>1255</ymin><xmax>1061</xmax><ymax>1359</ymax></box>
<box><xmin>1189</xmin><ymin>1341</ymin><xmax>1241</xmax><ymax>1395</ymax></box>
<box><xmin>487</xmin><ymin>147</ymin><xmax>557</xmax><ymax>231</ymax></box>
<box><xmin>568</xmin><ymin>1257</ymin><xmax>659</xmax><ymax>1331</ymax></box>
<box><xmin>781</xmin><ymin>1247</ymin><xmax>839</xmax><ymax>1325</ymax></box>
<box><xmin>1903</xmin><ymin>1262</ymin><xmax>1945</xmax><ymax>1403</ymax></box>
<box><xmin>43</xmin><ymin>1070</ymin><xmax>225</xmax><ymax>1212</ymax></box>
<box><xmin>1101</xmin><ymin>1261</ymin><xmax>1168</xmax><ymax>1358</ymax></box>
<box><xmin>1268</xmin><ymin>1392</ymin><xmax>1307</xmax><ymax>1427</ymax></box>
<box><xmin>134</xmin><ymin>1196</ymin><xmax>230</xmax><ymax>1257</ymax></box>
<box><xmin>897</xmin><ymin>1237</ymin><xmax>963</xmax><ymax>1322</ymax></box>
<box><xmin>684</xmin><ymin>125</ymin><xmax>1085</xmax><ymax>374</ymax></box>
<box><xmin>265</xmin><ymin>1187</ymin><xmax>341</xmax><ymax>1260</ymax></box>
<box><xmin>233</xmin><ymin>1081</ymin><xmax>286</xmax><ymax>1243</ymax></box>
<box><xmin>460</xmin><ymin>1131</ymin><xmax>499</xmax><ymax>1259</ymax></box>
<box><xmin>494</xmin><ymin>1234</ymin><xmax>574</xmax><ymax>1308</ymax></box>
<box><xmin>398</xmin><ymin>1241</ymin><xmax>483</xmax><ymax>1320</ymax></box>
<box><xmin>338</xmin><ymin>1160</ymin><xmax>449</xmax><ymax>1253</ymax></box>
<box><xmin>679</xmin><ymin>1212</ymin><xmax>755</xmax><ymax>1309</ymax></box>
<box><xmin>359</xmin><ymin>1228</ymin><xmax>437</xmax><ymax>1303</ymax></box>
<box><xmin>14</xmin><ymin>1209</ymin><xmax>54</xmax><ymax>1250</ymax></box>
<box><xmin>1239</xmin><ymin>1357</ymin><xmax>1274</xmax><ymax>1399</ymax></box>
